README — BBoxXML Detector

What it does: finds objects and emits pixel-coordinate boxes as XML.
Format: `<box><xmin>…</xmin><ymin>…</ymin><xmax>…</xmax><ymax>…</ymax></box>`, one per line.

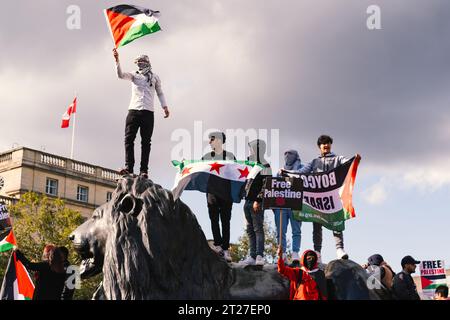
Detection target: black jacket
<box><xmin>244</xmin><ymin>163</ymin><xmax>272</xmax><ymax>202</ymax></box>
<box><xmin>15</xmin><ymin>250</ymin><xmax>66</xmax><ymax>300</ymax></box>
<box><xmin>392</xmin><ymin>271</ymin><xmax>421</xmax><ymax>300</ymax></box>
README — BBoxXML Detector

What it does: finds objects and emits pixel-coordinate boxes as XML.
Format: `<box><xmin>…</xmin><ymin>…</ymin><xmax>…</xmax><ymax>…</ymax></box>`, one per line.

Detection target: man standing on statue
<box><xmin>113</xmin><ymin>48</ymin><xmax>170</xmax><ymax>178</ymax></box>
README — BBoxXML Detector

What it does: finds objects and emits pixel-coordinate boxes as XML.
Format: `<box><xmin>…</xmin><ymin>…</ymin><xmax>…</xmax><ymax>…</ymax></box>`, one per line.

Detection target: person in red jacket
<box><xmin>277</xmin><ymin>246</ymin><xmax>328</xmax><ymax>300</ymax></box>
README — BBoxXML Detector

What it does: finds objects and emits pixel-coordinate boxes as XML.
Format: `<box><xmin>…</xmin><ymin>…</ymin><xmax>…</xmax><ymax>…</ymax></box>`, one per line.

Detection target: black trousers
<box><xmin>207</xmin><ymin>193</ymin><xmax>232</xmax><ymax>251</ymax></box>
<box><xmin>124</xmin><ymin>110</ymin><xmax>154</xmax><ymax>174</ymax></box>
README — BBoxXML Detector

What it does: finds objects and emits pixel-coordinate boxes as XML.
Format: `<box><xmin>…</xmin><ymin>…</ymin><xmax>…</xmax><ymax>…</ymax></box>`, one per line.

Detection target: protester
<box><xmin>363</xmin><ymin>254</ymin><xmax>396</xmax><ymax>290</ymax></box>
<box><xmin>434</xmin><ymin>285</ymin><xmax>449</xmax><ymax>300</ymax></box>
<box><xmin>281</xmin><ymin>134</ymin><xmax>361</xmax><ymax>260</ymax></box>
<box><xmin>277</xmin><ymin>246</ymin><xmax>327</xmax><ymax>300</ymax></box>
<box><xmin>59</xmin><ymin>246</ymin><xmax>75</xmax><ymax>300</ymax></box>
<box><xmin>113</xmin><ymin>48</ymin><xmax>170</xmax><ymax>178</ymax></box>
<box><xmin>274</xmin><ymin>149</ymin><xmax>303</xmax><ymax>266</ymax></box>
<box><xmin>42</xmin><ymin>244</ymin><xmax>56</xmax><ymax>261</ymax></box>
<box><xmin>240</xmin><ymin>139</ymin><xmax>272</xmax><ymax>266</ymax></box>
<box><xmin>201</xmin><ymin>131</ymin><xmax>236</xmax><ymax>262</ymax></box>
<box><xmin>14</xmin><ymin>247</ymin><xmax>66</xmax><ymax>300</ymax></box>
<box><xmin>392</xmin><ymin>255</ymin><xmax>421</xmax><ymax>300</ymax></box>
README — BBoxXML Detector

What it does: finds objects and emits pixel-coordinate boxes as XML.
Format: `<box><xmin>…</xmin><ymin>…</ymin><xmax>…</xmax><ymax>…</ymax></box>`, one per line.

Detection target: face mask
<box><xmin>305</xmin><ymin>255</ymin><xmax>317</xmax><ymax>270</ymax></box>
<box><xmin>137</xmin><ymin>62</ymin><xmax>149</xmax><ymax>70</ymax></box>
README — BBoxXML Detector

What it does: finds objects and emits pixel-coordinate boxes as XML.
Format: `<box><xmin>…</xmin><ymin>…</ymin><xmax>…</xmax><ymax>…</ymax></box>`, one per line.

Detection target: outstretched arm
<box><xmin>113</xmin><ymin>48</ymin><xmax>133</xmax><ymax>81</ymax></box>
<box><xmin>14</xmin><ymin>249</ymin><xmax>45</xmax><ymax>272</ymax></box>
<box><xmin>277</xmin><ymin>246</ymin><xmax>300</xmax><ymax>282</ymax></box>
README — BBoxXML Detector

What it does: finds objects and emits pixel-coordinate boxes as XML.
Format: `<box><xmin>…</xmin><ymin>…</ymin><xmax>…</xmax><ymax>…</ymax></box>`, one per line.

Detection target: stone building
<box><xmin>0</xmin><ymin>147</ymin><xmax>120</xmax><ymax>217</ymax></box>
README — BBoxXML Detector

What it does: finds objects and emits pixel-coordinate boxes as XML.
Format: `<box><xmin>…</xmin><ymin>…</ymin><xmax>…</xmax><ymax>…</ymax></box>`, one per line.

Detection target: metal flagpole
<box><xmin>279</xmin><ymin>208</ymin><xmax>283</xmax><ymax>250</ymax></box>
<box><xmin>70</xmin><ymin>94</ymin><xmax>77</xmax><ymax>159</ymax></box>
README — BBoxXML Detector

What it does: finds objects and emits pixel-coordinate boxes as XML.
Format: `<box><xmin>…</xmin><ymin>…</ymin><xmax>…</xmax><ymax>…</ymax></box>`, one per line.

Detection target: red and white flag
<box><xmin>61</xmin><ymin>97</ymin><xmax>77</xmax><ymax>128</ymax></box>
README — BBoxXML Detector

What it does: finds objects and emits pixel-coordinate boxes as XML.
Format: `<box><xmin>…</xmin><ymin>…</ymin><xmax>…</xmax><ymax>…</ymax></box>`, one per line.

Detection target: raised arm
<box><xmin>14</xmin><ymin>249</ymin><xmax>46</xmax><ymax>272</ymax></box>
<box><xmin>113</xmin><ymin>48</ymin><xmax>133</xmax><ymax>81</ymax></box>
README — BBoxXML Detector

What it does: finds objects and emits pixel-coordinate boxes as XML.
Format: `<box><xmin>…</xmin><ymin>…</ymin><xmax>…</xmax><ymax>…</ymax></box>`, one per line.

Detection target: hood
<box><xmin>301</xmin><ymin>249</ymin><xmax>318</xmax><ymax>271</ymax></box>
<box><xmin>247</xmin><ymin>139</ymin><xmax>267</xmax><ymax>163</ymax></box>
<box><xmin>284</xmin><ymin>149</ymin><xmax>301</xmax><ymax>170</ymax></box>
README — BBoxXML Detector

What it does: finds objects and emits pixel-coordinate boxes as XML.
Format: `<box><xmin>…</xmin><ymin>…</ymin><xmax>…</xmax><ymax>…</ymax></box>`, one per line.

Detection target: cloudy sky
<box><xmin>1</xmin><ymin>0</ymin><xmax>450</xmax><ymax>271</ymax></box>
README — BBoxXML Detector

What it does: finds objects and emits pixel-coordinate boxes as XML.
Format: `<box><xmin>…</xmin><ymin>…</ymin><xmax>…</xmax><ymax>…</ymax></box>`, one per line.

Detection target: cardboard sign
<box><xmin>419</xmin><ymin>260</ymin><xmax>447</xmax><ymax>299</ymax></box>
<box><xmin>262</xmin><ymin>177</ymin><xmax>303</xmax><ymax>210</ymax></box>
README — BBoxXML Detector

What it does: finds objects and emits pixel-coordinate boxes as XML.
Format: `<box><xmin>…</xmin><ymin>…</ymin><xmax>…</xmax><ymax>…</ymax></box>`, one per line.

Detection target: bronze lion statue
<box><xmin>70</xmin><ymin>176</ymin><xmax>388</xmax><ymax>300</ymax></box>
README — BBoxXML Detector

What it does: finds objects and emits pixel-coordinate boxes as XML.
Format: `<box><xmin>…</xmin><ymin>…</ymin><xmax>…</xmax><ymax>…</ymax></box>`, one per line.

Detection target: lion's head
<box><xmin>70</xmin><ymin>176</ymin><xmax>233</xmax><ymax>299</ymax></box>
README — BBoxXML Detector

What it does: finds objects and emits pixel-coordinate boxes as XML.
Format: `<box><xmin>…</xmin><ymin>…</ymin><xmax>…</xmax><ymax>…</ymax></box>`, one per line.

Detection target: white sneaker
<box><xmin>255</xmin><ymin>255</ymin><xmax>266</xmax><ymax>266</ymax></box>
<box><xmin>337</xmin><ymin>248</ymin><xmax>349</xmax><ymax>259</ymax></box>
<box><xmin>240</xmin><ymin>256</ymin><xmax>256</xmax><ymax>265</ymax></box>
<box><xmin>223</xmin><ymin>250</ymin><xmax>232</xmax><ymax>262</ymax></box>
<box><xmin>291</xmin><ymin>251</ymin><xmax>300</xmax><ymax>262</ymax></box>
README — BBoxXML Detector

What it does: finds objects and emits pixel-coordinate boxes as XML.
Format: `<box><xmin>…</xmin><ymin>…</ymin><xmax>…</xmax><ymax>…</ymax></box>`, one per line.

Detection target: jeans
<box><xmin>124</xmin><ymin>110</ymin><xmax>154</xmax><ymax>173</ymax></box>
<box><xmin>273</xmin><ymin>208</ymin><xmax>301</xmax><ymax>253</ymax></box>
<box><xmin>207</xmin><ymin>194</ymin><xmax>233</xmax><ymax>250</ymax></box>
<box><xmin>313</xmin><ymin>222</ymin><xmax>344</xmax><ymax>252</ymax></box>
<box><xmin>244</xmin><ymin>200</ymin><xmax>265</xmax><ymax>258</ymax></box>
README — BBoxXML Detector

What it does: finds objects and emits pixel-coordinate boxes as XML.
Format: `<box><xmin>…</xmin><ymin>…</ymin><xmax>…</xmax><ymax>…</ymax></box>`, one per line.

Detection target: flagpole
<box><xmin>70</xmin><ymin>93</ymin><xmax>77</xmax><ymax>159</ymax></box>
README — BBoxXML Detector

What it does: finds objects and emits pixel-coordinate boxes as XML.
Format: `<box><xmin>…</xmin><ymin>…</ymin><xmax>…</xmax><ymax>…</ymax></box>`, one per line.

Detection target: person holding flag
<box><xmin>113</xmin><ymin>48</ymin><xmax>170</xmax><ymax>178</ymax></box>
<box><xmin>281</xmin><ymin>135</ymin><xmax>361</xmax><ymax>261</ymax></box>
<box><xmin>201</xmin><ymin>131</ymin><xmax>236</xmax><ymax>262</ymax></box>
<box><xmin>13</xmin><ymin>247</ymin><xmax>66</xmax><ymax>300</ymax></box>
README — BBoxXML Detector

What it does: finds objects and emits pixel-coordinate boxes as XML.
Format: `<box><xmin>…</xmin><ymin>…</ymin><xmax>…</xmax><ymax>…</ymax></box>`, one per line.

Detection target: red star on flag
<box><xmin>238</xmin><ymin>167</ymin><xmax>250</xmax><ymax>179</ymax></box>
<box><xmin>181</xmin><ymin>167</ymin><xmax>192</xmax><ymax>176</ymax></box>
<box><xmin>209</xmin><ymin>162</ymin><xmax>225</xmax><ymax>174</ymax></box>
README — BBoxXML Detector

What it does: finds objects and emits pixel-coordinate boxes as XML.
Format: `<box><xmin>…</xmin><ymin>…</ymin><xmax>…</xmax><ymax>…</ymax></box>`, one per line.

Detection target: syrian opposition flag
<box><xmin>172</xmin><ymin>160</ymin><xmax>263</xmax><ymax>203</ymax></box>
<box><xmin>61</xmin><ymin>97</ymin><xmax>77</xmax><ymax>128</ymax></box>
<box><xmin>0</xmin><ymin>252</ymin><xmax>35</xmax><ymax>300</ymax></box>
<box><xmin>104</xmin><ymin>4</ymin><xmax>161</xmax><ymax>48</ymax></box>
<box><xmin>292</xmin><ymin>157</ymin><xmax>360</xmax><ymax>231</ymax></box>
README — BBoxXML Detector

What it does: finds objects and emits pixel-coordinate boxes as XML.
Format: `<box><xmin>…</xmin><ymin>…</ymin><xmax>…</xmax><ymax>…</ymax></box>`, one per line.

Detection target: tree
<box><xmin>0</xmin><ymin>192</ymin><xmax>101</xmax><ymax>299</ymax></box>
<box><xmin>230</xmin><ymin>213</ymin><xmax>287</xmax><ymax>264</ymax></box>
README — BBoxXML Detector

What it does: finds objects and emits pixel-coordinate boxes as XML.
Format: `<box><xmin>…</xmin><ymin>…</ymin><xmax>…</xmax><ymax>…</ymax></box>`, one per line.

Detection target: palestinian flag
<box><xmin>104</xmin><ymin>4</ymin><xmax>161</xmax><ymax>48</ymax></box>
<box><xmin>0</xmin><ymin>230</ymin><xmax>16</xmax><ymax>252</ymax></box>
<box><xmin>172</xmin><ymin>160</ymin><xmax>263</xmax><ymax>203</ymax></box>
<box><xmin>0</xmin><ymin>252</ymin><xmax>35</xmax><ymax>300</ymax></box>
<box><xmin>0</xmin><ymin>202</ymin><xmax>13</xmax><ymax>250</ymax></box>
<box><xmin>292</xmin><ymin>157</ymin><xmax>360</xmax><ymax>231</ymax></box>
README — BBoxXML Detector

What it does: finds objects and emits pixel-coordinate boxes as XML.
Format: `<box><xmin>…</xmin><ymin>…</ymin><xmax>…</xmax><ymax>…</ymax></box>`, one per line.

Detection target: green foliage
<box><xmin>0</xmin><ymin>192</ymin><xmax>101</xmax><ymax>299</ymax></box>
<box><xmin>230</xmin><ymin>213</ymin><xmax>280</xmax><ymax>264</ymax></box>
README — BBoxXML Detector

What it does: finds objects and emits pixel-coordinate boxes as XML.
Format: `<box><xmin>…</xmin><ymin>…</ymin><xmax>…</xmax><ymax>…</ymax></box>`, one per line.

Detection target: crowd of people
<box><xmin>202</xmin><ymin>132</ymin><xmax>448</xmax><ymax>301</ymax></box>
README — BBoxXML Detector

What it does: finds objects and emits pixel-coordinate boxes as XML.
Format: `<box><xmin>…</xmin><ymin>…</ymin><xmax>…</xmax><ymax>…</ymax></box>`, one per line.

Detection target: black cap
<box><xmin>401</xmin><ymin>255</ymin><xmax>420</xmax><ymax>267</ymax></box>
<box><xmin>368</xmin><ymin>254</ymin><xmax>384</xmax><ymax>266</ymax></box>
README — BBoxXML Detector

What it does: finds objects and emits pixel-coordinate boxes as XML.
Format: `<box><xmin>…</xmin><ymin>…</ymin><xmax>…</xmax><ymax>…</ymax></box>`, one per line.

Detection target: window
<box><xmin>106</xmin><ymin>192</ymin><xmax>113</xmax><ymax>202</ymax></box>
<box><xmin>77</xmin><ymin>185</ymin><xmax>89</xmax><ymax>203</ymax></box>
<box><xmin>45</xmin><ymin>178</ymin><xmax>58</xmax><ymax>196</ymax></box>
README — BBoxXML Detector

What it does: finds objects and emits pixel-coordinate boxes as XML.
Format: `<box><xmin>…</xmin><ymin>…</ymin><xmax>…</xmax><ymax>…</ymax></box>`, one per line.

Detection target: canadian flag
<box><xmin>61</xmin><ymin>97</ymin><xmax>77</xmax><ymax>128</ymax></box>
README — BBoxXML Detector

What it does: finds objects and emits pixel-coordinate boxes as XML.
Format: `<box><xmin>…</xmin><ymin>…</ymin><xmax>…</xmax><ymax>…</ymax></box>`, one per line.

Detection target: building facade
<box><xmin>0</xmin><ymin>147</ymin><xmax>120</xmax><ymax>217</ymax></box>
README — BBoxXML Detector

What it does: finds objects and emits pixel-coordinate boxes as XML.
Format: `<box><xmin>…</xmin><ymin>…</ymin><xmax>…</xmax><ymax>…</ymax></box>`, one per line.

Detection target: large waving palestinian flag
<box><xmin>104</xmin><ymin>4</ymin><xmax>161</xmax><ymax>48</ymax></box>
<box><xmin>292</xmin><ymin>157</ymin><xmax>360</xmax><ymax>231</ymax></box>
<box><xmin>172</xmin><ymin>160</ymin><xmax>263</xmax><ymax>203</ymax></box>
<box><xmin>0</xmin><ymin>252</ymin><xmax>35</xmax><ymax>300</ymax></box>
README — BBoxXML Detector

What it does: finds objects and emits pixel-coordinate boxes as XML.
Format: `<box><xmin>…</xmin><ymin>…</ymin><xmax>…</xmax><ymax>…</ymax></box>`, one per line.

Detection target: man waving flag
<box><xmin>104</xmin><ymin>4</ymin><xmax>162</xmax><ymax>48</ymax></box>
